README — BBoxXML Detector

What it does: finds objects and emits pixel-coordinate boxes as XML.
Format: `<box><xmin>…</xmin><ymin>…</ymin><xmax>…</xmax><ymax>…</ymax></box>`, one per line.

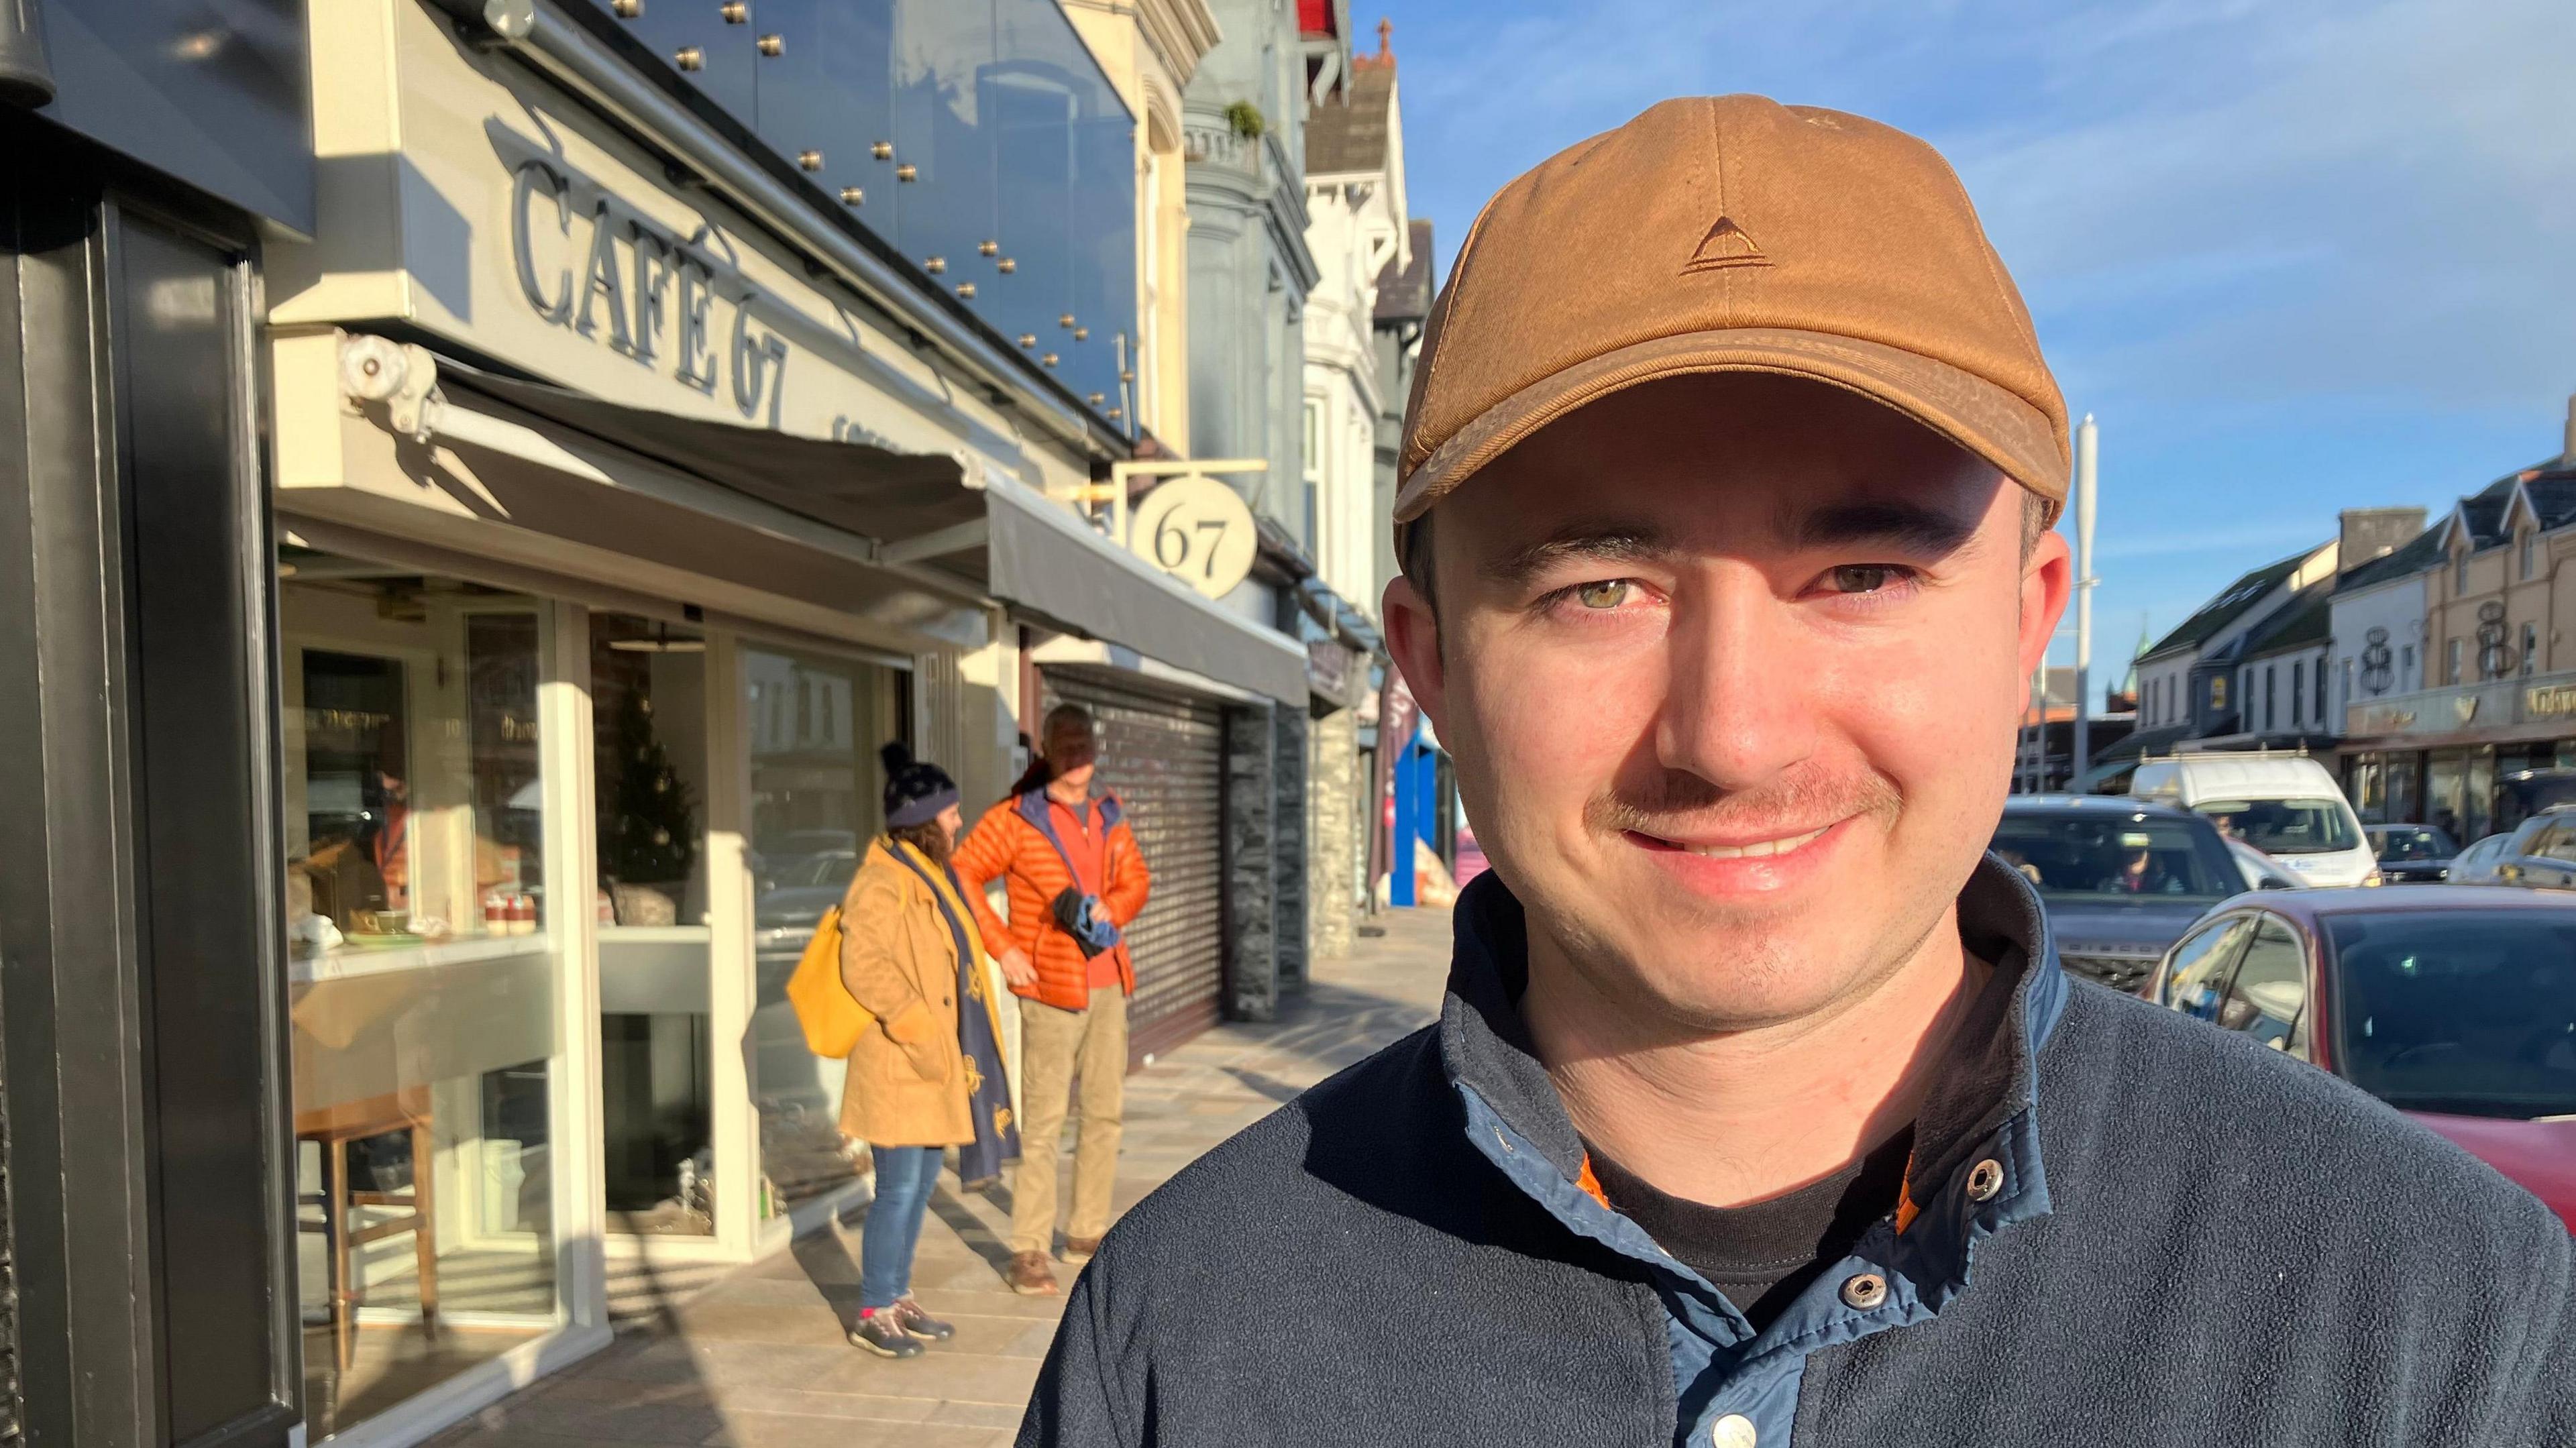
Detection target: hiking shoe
<box><xmin>1063</xmin><ymin>1236</ymin><xmax>1102</xmax><ymax>1261</ymax></box>
<box><xmin>1008</xmin><ymin>1251</ymin><xmax>1060</xmax><ymax>1296</ymax></box>
<box><xmin>847</xmin><ymin>1308</ymin><xmax>923</xmax><ymax>1358</ymax></box>
<box><xmin>894</xmin><ymin>1296</ymin><xmax>955</xmax><ymax>1341</ymax></box>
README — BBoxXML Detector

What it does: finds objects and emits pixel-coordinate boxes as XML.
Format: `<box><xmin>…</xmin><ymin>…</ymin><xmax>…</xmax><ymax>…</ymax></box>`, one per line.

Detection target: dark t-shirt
<box><xmin>1587</xmin><ymin>1125</ymin><xmax>1915</xmax><ymax>1331</ymax></box>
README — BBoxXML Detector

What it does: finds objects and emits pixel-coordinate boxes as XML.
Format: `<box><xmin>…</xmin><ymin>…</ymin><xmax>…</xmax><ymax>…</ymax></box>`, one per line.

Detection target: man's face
<box><xmin>1046</xmin><ymin>726</ymin><xmax>1098</xmax><ymax>793</ymax></box>
<box><xmin>1384</xmin><ymin>375</ymin><xmax>2070</xmax><ymax>1032</ymax></box>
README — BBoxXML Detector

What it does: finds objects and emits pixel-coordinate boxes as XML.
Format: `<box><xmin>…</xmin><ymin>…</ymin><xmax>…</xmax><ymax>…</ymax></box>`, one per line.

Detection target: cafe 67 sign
<box><xmin>502</xmin><ymin>127</ymin><xmax>794</xmax><ymax>428</ymax></box>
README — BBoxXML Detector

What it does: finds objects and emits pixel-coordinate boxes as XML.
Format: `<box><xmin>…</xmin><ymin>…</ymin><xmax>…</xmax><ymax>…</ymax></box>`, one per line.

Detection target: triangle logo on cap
<box><xmin>1682</xmin><ymin>217</ymin><xmax>1770</xmax><ymax>274</ymax></box>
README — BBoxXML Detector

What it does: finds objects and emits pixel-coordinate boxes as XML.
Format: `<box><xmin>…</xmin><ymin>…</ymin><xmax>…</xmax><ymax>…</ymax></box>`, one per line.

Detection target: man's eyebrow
<box><xmin>1789</xmin><ymin>500</ymin><xmax>1982</xmax><ymax>555</ymax></box>
<box><xmin>1481</xmin><ymin>523</ymin><xmax>1672</xmax><ymax>586</ymax></box>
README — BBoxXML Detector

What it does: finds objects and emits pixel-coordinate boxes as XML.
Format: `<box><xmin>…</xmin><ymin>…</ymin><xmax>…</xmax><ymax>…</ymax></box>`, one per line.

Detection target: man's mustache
<box><xmin>1584</xmin><ymin>769</ymin><xmax>1902</xmax><ymax>838</ymax></box>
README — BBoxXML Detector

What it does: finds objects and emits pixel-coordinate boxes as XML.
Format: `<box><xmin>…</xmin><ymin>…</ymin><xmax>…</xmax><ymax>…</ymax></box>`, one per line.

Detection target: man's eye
<box><xmin>1829</xmin><ymin>565</ymin><xmax>1900</xmax><ymax>594</ymax></box>
<box><xmin>1573</xmin><ymin>579</ymin><xmax>1632</xmax><ymax>610</ymax></box>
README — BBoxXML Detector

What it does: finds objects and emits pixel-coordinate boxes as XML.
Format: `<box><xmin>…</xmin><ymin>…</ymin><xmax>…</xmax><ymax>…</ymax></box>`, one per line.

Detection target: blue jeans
<box><xmin>859</xmin><ymin>1145</ymin><xmax>943</xmax><ymax>1310</ymax></box>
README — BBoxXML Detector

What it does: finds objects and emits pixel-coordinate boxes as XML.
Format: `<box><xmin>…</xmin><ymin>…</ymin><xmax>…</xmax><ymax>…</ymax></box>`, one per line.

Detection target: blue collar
<box><xmin>1436</xmin><ymin>856</ymin><xmax>2070</xmax><ymax>1439</ymax></box>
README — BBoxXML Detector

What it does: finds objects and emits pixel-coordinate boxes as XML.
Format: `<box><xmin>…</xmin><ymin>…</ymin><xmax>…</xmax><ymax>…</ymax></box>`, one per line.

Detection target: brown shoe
<box><xmin>1008</xmin><ymin>1251</ymin><xmax>1059</xmax><ymax>1296</ymax></box>
<box><xmin>1063</xmin><ymin>1236</ymin><xmax>1102</xmax><ymax>1261</ymax></box>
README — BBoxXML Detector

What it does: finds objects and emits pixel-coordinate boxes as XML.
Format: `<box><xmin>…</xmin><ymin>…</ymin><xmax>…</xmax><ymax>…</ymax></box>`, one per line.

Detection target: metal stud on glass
<box><xmin>674</xmin><ymin>46</ymin><xmax>704</xmax><ymax>70</ymax></box>
<box><xmin>996</xmin><ymin>258</ymin><xmax>1016</xmax><ymax>274</ymax></box>
<box><xmin>1017</xmin><ymin>334</ymin><xmax>1037</xmax><ymax>349</ymax></box>
<box><xmin>797</xmin><ymin>150</ymin><xmax>822</xmax><ymax>171</ymax></box>
<box><xmin>1073</xmin><ymin>327</ymin><xmax>1089</xmax><ymax>341</ymax></box>
<box><xmin>719</xmin><ymin>0</ymin><xmax>745</xmax><ymax>19</ymax></box>
<box><xmin>1059</xmin><ymin>313</ymin><xmax>1076</xmax><ymax>328</ymax></box>
<box><xmin>612</xmin><ymin>0</ymin><xmax>641</xmax><ymax>15</ymax></box>
<box><xmin>872</xmin><ymin>141</ymin><xmax>894</xmax><ymax>160</ymax></box>
<box><xmin>1088</xmin><ymin>392</ymin><xmax>1106</xmax><ymax>406</ymax></box>
<box><xmin>956</xmin><ymin>282</ymin><xmax>976</xmax><ymax>298</ymax></box>
<box><xmin>839</xmin><ymin>186</ymin><xmax>864</xmax><ymax>206</ymax></box>
<box><xmin>756</xmin><ymin>32</ymin><xmax>782</xmax><ymax>56</ymax></box>
<box><xmin>1041</xmin><ymin>353</ymin><xmax>1058</xmax><ymax>367</ymax></box>
<box><xmin>895</xmin><ymin>163</ymin><xmax>917</xmax><ymax>182</ymax></box>
<box><xmin>924</xmin><ymin>257</ymin><xmax>946</xmax><ymax>274</ymax></box>
<box><xmin>979</xmin><ymin>240</ymin><xmax>999</xmax><ymax>257</ymax></box>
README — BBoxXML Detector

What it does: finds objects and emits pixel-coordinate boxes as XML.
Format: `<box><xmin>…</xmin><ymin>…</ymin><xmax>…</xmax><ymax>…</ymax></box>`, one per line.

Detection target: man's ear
<box><xmin>2017</xmin><ymin>524</ymin><xmax>2074</xmax><ymax>682</ymax></box>
<box><xmin>1382</xmin><ymin>574</ymin><xmax>1446</xmax><ymax>722</ymax></box>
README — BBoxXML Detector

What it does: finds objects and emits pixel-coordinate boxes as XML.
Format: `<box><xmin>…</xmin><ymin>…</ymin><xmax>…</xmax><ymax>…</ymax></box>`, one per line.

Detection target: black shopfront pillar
<box><xmin>0</xmin><ymin>125</ymin><xmax>300</xmax><ymax>1448</ymax></box>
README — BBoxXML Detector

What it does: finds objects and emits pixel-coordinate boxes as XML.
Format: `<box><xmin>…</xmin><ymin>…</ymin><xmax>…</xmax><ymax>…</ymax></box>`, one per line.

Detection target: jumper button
<box><xmin>1709</xmin><ymin>1414</ymin><xmax>1756</xmax><ymax>1448</ymax></box>
<box><xmin>1841</xmin><ymin>1272</ymin><xmax>1889</xmax><ymax>1310</ymax></box>
<box><xmin>1966</xmin><ymin>1158</ymin><xmax>2005</xmax><ymax>1202</ymax></box>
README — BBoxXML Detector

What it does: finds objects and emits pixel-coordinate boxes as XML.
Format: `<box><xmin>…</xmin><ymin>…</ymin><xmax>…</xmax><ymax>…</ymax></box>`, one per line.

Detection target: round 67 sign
<box><xmin>1130</xmin><ymin>477</ymin><xmax>1258</xmax><ymax>598</ymax></box>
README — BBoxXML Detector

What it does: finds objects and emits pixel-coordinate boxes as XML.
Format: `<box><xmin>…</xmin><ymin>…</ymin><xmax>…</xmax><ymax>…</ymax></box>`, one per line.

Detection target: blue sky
<box><xmin>1380</xmin><ymin>0</ymin><xmax>2576</xmax><ymax>702</ymax></box>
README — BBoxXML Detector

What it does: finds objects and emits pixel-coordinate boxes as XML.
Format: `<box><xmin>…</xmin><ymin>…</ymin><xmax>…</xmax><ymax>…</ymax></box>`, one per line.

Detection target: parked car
<box><xmin>2476</xmin><ymin>805</ymin><xmax>2576</xmax><ymax>891</ymax></box>
<box><xmin>2449</xmin><ymin>832</ymin><xmax>2518</xmax><ymax>885</ymax></box>
<box><xmin>2227</xmin><ymin>838</ymin><xmax>2306</xmax><ymax>891</ymax></box>
<box><xmin>2365</xmin><ymin>824</ymin><xmax>2459</xmax><ymax>884</ymax></box>
<box><xmin>2129</xmin><ymin>752</ymin><xmax>2378</xmax><ymax>887</ymax></box>
<box><xmin>2145</xmin><ymin>887</ymin><xmax>2576</xmax><ymax>1229</ymax></box>
<box><xmin>1991</xmin><ymin>795</ymin><xmax>2248</xmax><ymax>992</ymax></box>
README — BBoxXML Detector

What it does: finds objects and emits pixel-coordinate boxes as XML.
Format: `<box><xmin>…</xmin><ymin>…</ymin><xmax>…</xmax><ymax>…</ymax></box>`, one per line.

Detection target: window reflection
<box><xmin>745</xmin><ymin>647</ymin><xmax>908</xmax><ymax>1207</ymax></box>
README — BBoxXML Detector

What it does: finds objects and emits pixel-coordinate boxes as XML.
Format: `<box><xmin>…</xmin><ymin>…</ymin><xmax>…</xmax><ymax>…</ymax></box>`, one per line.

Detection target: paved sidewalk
<box><xmin>430</xmin><ymin>905</ymin><xmax>1452</xmax><ymax>1448</ymax></box>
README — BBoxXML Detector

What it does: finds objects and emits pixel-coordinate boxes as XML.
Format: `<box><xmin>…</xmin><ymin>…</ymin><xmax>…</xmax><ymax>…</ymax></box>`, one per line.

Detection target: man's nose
<box><xmin>1654</xmin><ymin>577</ymin><xmax>1819</xmax><ymax>790</ymax></box>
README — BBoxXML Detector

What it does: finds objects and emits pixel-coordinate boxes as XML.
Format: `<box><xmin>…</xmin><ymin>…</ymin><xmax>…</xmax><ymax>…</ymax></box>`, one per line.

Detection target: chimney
<box><xmin>2338</xmin><ymin>506</ymin><xmax>2426</xmax><ymax>575</ymax></box>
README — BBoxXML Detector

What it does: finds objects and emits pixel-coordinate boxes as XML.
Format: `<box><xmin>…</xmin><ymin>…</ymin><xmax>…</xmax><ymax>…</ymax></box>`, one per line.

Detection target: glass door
<box><xmin>742</xmin><ymin>646</ymin><xmax>908</xmax><ymax>1211</ymax></box>
<box><xmin>590</xmin><ymin>615</ymin><xmax>717</xmax><ymax>1236</ymax></box>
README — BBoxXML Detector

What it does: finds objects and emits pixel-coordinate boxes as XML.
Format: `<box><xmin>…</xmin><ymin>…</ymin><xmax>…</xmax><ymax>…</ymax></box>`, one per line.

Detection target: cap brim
<box><xmin>1392</xmin><ymin>327</ymin><xmax>2070</xmax><ymax>527</ymax></box>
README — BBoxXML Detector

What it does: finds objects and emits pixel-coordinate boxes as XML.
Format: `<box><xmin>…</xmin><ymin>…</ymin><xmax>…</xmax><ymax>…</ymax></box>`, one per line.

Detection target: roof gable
<box><xmin>2141</xmin><ymin>547</ymin><xmax>2317</xmax><ymax>660</ymax></box>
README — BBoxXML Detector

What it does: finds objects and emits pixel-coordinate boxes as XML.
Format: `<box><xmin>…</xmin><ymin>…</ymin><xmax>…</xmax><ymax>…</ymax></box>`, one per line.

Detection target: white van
<box><xmin>2128</xmin><ymin>752</ymin><xmax>2378</xmax><ymax>888</ymax></box>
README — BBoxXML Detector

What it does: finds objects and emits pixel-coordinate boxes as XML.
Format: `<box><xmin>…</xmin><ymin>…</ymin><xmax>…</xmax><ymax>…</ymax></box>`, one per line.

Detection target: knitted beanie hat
<box><xmin>879</xmin><ymin>742</ymin><xmax>959</xmax><ymax>829</ymax></box>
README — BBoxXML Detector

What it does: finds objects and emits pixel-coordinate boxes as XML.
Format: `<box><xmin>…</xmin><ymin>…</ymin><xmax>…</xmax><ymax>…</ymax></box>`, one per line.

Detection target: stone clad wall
<box><xmin>1308</xmin><ymin>705</ymin><xmax>1358</xmax><ymax>961</ymax></box>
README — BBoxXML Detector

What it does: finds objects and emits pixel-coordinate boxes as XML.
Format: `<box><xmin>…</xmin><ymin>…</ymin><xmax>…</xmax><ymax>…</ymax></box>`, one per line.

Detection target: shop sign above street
<box><xmin>498</xmin><ymin>126</ymin><xmax>794</xmax><ymax>428</ymax></box>
<box><xmin>1129</xmin><ymin>476</ymin><xmax>1257</xmax><ymax>600</ymax></box>
<box><xmin>2528</xmin><ymin>683</ymin><xmax>2576</xmax><ymax>719</ymax></box>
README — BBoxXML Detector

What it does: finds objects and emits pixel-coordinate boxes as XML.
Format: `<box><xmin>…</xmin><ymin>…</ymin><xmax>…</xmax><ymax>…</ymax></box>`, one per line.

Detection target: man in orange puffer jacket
<box><xmin>952</xmin><ymin>703</ymin><xmax>1150</xmax><ymax>1297</ymax></box>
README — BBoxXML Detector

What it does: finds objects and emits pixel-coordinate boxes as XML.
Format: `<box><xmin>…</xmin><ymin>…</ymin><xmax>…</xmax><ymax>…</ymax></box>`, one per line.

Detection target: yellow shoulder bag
<box><xmin>785</xmin><ymin>904</ymin><xmax>875</xmax><ymax>1058</ymax></box>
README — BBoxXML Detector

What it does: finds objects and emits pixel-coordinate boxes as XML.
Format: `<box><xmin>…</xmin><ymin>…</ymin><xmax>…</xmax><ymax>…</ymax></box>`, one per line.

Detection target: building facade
<box><xmin>2341</xmin><ymin>444</ymin><xmax>2576</xmax><ymax>840</ymax></box>
<box><xmin>3</xmin><ymin>1</ymin><xmax>1342</xmax><ymax>1443</ymax></box>
<box><xmin>2123</xmin><ymin>541</ymin><xmax>2339</xmax><ymax>763</ymax></box>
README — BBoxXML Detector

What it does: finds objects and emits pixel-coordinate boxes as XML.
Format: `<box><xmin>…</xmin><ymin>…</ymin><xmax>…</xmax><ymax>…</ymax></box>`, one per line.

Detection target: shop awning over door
<box><xmin>441</xmin><ymin>367</ymin><xmax>1306</xmax><ymax>705</ymax></box>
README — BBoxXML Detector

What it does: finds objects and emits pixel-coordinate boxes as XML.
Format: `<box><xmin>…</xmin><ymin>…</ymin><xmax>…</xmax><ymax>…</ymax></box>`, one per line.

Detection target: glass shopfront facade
<box><xmin>745</xmin><ymin>647</ymin><xmax>909</xmax><ymax>1208</ymax></box>
<box><xmin>279</xmin><ymin>554</ymin><xmax>566</xmax><ymax>1438</ymax></box>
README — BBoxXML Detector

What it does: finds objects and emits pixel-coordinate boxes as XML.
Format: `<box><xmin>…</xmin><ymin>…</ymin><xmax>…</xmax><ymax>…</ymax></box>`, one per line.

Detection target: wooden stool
<box><xmin>297</xmin><ymin>1088</ymin><xmax>437</xmax><ymax>1374</ymax></box>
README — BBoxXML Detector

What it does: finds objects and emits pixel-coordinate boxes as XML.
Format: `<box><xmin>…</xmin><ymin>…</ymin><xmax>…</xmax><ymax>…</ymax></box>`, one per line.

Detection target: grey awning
<box><xmin>983</xmin><ymin>478</ymin><xmax>1306</xmax><ymax>704</ymax></box>
<box><xmin>439</xmin><ymin>361</ymin><xmax>1305</xmax><ymax>705</ymax></box>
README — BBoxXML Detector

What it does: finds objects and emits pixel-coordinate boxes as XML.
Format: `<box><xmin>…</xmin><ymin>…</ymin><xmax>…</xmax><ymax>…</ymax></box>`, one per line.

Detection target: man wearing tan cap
<box><xmin>1018</xmin><ymin>98</ymin><xmax>2573</xmax><ymax>1448</ymax></box>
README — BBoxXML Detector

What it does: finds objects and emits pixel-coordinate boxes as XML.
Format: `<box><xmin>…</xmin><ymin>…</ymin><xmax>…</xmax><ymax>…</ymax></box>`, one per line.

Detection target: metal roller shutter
<box><xmin>1042</xmin><ymin>667</ymin><xmax>1228</xmax><ymax>1067</ymax></box>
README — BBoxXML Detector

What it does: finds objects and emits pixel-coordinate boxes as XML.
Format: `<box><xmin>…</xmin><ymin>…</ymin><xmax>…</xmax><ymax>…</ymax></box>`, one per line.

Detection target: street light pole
<box><xmin>2072</xmin><ymin>414</ymin><xmax>2098</xmax><ymax>784</ymax></box>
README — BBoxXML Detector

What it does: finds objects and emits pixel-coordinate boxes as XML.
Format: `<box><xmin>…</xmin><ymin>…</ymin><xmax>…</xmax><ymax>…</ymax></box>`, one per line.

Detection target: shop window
<box><xmin>278</xmin><ymin>553</ymin><xmax>559</xmax><ymax>1435</ymax></box>
<box><xmin>745</xmin><ymin>647</ymin><xmax>909</xmax><ymax>1209</ymax></box>
<box><xmin>590</xmin><ymin>615</ymin><xmax>714</xmax><ymax>1236</ymax></box>
<box><xmin>2522</xmin><ymin>623</ymin><xmax>2538</xmax><ymax>677</ymax></box>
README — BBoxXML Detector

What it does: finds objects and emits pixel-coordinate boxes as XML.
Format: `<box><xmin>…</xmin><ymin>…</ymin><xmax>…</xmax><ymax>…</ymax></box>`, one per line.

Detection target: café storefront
<box><xmin>2342</xmin><ymin>673</ymin><xmax>2576</xmax><ymax>844</ymax></box>
<box><xmin>259</xmin><ymin>4</ymin><xmax>1302</xmax><ymax>1443</ymax></box>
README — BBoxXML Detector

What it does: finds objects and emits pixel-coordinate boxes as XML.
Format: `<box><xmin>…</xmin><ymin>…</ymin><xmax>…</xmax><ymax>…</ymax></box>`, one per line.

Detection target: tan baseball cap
<box><xmin>1393</xmin><ymin>95</ymin><xmax>2068</xmax><ymax>539</ymax></box>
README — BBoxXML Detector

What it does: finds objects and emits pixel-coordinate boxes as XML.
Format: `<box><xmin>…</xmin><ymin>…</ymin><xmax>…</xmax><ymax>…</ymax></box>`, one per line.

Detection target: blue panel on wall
<box><xmin>35</xmin><ymin>0</ymin><xmax>313</xmax><ymax>231</ymax></box>
<box><xmin>570</xmin><ymin>0</ymin><xmax>1133</xmax><ymax>432</ymax></box>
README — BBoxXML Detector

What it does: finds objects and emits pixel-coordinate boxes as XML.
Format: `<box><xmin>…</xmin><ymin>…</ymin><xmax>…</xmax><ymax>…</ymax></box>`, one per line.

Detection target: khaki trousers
<box><xmin>1011</xmin><ymin>985</ymin><xmax>1128</xmax><ymax>1254</ymax></box>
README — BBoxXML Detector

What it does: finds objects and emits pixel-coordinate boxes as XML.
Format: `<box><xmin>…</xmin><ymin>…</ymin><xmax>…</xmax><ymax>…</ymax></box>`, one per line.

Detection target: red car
<box><xmin>2145</xmin><ymin>885</ymin><xmax>2576</xmax><ymax>1229</ymax></box>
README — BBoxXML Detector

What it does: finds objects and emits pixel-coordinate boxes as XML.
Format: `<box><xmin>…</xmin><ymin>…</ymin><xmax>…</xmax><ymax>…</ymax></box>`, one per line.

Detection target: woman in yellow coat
<box><xmin>837</xmin><ymin>744</ymin><xmax>1018</xmax><ymax>1357</ymax></box>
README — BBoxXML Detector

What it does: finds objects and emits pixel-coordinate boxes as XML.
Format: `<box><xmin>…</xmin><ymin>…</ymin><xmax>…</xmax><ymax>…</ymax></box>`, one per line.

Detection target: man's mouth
<box><xmin>1627</xmin><ymin>822</ymin><xmax>1837</xmax><ymax>860</ymax></box>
